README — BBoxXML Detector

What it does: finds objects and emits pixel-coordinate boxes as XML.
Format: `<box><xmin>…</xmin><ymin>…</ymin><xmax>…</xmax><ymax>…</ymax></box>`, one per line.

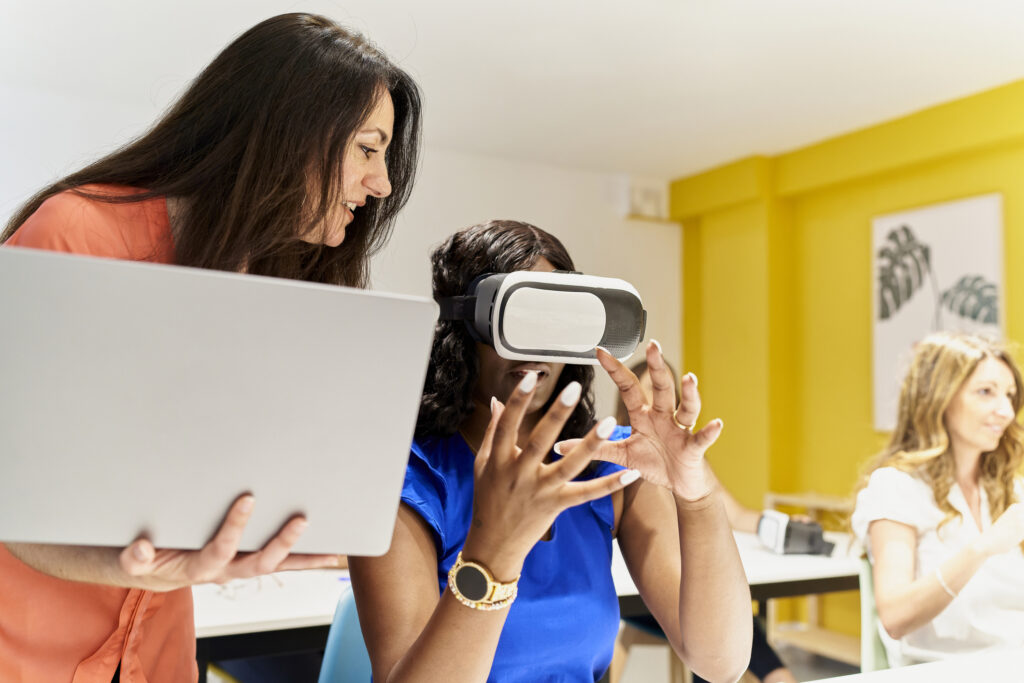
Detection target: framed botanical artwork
<box><xmin>872</xmin><ymin>194</ymin><xmax>1004</xmax><ymax>431</ymax></box>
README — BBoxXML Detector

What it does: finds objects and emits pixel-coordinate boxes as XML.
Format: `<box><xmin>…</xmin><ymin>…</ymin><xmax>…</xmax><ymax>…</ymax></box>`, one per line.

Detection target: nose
<box><xmin>996</xmin><ymin>395</ymin><xmax>1016</xmax><ymax>420</ymax></box>
<box><xmin>364</xmin><ymin>159</ymin><xmax>392</xmax><ymax>199</ymax></box>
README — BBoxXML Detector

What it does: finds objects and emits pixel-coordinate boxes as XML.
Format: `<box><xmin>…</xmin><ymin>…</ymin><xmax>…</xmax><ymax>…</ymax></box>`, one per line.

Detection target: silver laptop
<box><xmin>0</xmin><ymin>247</ymin><xmax>437</xmax><ymax>555</ymax></box>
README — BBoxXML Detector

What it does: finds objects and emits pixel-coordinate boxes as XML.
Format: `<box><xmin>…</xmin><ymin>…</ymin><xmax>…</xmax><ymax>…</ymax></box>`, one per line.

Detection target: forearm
<box><xmin>674</xmin><ymin>493</ymin><xmax>752</xmax><ymax>683</ymax></box>
<box><xmin>4</xmin><ymin>542</ymin><xmax>172</xmax><ymax>591</ymax></box>
<box><xmin>383</xmin><ymin>590</ymin><xmax>509</xmax><ymax>683</ymax></box>
<box><xmin>877</xmin><ymin>542</ymin><xmax>988</xmax><ymax>639</ymax></box>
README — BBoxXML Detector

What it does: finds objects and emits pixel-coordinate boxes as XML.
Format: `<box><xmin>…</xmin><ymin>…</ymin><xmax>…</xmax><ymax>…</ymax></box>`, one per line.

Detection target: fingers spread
<box><xmin>688</xmin><ymin>418</ymin><xmax>723</xmax><ymax>456</ymax></box>
<box><xmin>596</xmin><ymin>347</ymin><xmax>647</xmax><ymax>423</ymax></box>
<box><xmin>671</xmin><ymin>372</ymin><xmax>701</xmax><ymax>428</ymax></box>
<box><xmin>195</xmin><ymin>494</ymin><xmax>254</xmax><ymax>576</ymax></box>
<box><xmin>519</xmin><ymin>381</ymin><xmax>582</xmax><ymax>466</ymax></box>
<box><xmin>475</xmin><ymin>397</ymin><xmax>504</xmax><ymax>477</ymax></box>
<box><xmin>645</xmin><ymin>340</ymin><xmax>677</xmax><ymax>417</ymax></box>
<box><xmin>246</xmin><ymin>516</ymin><xmax>308</xmax><ymax>576</ymax></box>
<box><xmin>276</xmin><ymin>553</ymin><xmax>343</xmax><ymax>572</ymax></box>
<box><xmin>546</xmin><ymin>415</ymin><xmax>617</xmax><ymax>482</ymax></box>
<box><xmin>560</xmin><ymin>468</ymin><xmax>641</xmax><ymax>508</ymax></box>
<box><xmin>490</xmin><ymin>372</ymin><xmax>538</xmax><ymax>466</ymax></box>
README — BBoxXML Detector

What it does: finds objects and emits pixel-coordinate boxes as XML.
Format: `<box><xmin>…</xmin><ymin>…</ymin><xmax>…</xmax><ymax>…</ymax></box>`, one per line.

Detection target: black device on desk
<box><xmin>757</xmin><ymin>510</ymin><xmax>835</xmax><ymax>555</ymax></box>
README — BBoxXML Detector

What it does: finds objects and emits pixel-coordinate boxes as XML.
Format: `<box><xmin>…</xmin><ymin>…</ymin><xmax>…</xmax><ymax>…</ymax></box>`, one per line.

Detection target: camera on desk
<box><xmin>756</xmin><ymin>509</ymin><xmax>834</xmax><ymax>556</ymax></box>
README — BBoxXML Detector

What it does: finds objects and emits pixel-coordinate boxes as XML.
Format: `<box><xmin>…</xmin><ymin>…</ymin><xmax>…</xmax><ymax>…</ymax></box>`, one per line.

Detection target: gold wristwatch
<box><xmin>447</xmin><ymin>551</ymin><xmax>519</xmax><ymax>611</ymax></box>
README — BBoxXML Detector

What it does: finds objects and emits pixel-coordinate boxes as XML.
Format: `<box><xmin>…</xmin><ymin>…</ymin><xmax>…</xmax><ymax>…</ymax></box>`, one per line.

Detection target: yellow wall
<box><xmin>671</xmin><ymin>78</ymin><xmax>1024</xmax><ymax>637</ymax></box>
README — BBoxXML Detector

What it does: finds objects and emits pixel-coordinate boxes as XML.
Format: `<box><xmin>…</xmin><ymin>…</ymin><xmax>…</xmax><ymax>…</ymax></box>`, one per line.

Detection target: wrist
<box><xmin>968</xmin><ymin>537</ymin><xmax>994</xmax><ymax>561</ymax></box>
<box><xmin>674</xmin><ymin>488</ymin><xmax>718</xmax><ymax>512</ymax></box>
<box><xmin>461</xmin><ymin>536</ymin><xmax>524</xmax><ymax>583</ymax></box>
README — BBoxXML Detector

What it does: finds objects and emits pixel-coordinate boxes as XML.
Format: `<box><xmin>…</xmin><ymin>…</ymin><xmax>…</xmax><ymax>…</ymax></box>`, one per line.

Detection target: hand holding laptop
<box><xmin>118</xmin><ymin>495</ymin><xmax>342</xmax><ymax>591</ymax></box>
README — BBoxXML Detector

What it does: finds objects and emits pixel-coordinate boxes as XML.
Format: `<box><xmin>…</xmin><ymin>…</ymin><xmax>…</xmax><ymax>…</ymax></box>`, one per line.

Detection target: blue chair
<box><xmin>318</xmin><ymin>588</ymin><xmax>372</xmax><ymax>683</ymax></box>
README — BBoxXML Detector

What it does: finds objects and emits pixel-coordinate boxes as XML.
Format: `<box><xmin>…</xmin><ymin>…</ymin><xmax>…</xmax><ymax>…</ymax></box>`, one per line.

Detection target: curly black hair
<box><xmin>416</xmin><ymin>220</ymin><xmax>596</xmax><ymax>441</ymax></box>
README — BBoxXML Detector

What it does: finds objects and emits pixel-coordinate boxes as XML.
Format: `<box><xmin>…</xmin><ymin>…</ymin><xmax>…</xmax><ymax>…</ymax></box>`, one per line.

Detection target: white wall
<box><xmin>373</xmin><ymin>147</ymin><xmax>682</xmax><ymax>418</ymax></box>
<box><xmin>1</xmin><ymin>83</ymin><xmax>682</xmax><ymax>422</ymax></box>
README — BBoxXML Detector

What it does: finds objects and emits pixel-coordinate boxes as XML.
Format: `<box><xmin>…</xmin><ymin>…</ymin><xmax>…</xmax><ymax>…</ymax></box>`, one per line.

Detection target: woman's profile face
<box><xmin>943</xmin><ymin>355</ymin><xmax>1017</xmax><ymax>457</ymax></box>
<box><xmin>300</xmin><ymin>91</ymin><xmax>395</xmax><ymax>247</ymax></box>
<box><xmin>472</xmin><ymin>257</ymin><xmax>566</xmax><ymax>414</ymax></box>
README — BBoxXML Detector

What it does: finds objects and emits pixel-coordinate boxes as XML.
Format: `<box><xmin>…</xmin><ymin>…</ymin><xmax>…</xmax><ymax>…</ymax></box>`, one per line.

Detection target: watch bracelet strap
<box><xmin>449</xmin><ymin>581</ymin><xmax>518</xmax><ymax>611</ymax></box>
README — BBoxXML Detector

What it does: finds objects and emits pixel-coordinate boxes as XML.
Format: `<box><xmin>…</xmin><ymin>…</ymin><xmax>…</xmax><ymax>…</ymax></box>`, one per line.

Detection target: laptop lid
<box><xmin>0</xmin><ymin>247</ymin><xmax>437</xmax><ymax>555</ymax></box>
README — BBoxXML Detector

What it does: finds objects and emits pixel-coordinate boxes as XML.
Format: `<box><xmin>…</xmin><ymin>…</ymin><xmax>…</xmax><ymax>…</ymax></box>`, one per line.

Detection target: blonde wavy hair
<box><xmin>857</xmin><ymin>332</ymin><xmax>1024</xmax><ymax>538</ymax></box>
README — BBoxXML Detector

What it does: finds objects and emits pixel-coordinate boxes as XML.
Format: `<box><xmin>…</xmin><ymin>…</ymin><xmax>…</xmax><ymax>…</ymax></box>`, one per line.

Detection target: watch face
<box><xmin>454</xmin><ymin>564</ymin><xmax>489</xmax><ymax>601</ymax></box>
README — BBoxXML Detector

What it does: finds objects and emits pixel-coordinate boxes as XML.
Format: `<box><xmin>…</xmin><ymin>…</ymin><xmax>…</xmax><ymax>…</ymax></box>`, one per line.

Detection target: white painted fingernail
<box><xmin>560</xmin><ymin>381</ymin><xmax>582</xmax><ymax>406</ymax></box>
<box><xmin>651</xmin><ymin>339</ymin><xmax>662</xmax><ymax>353</ymax></box>
<box><xmin>553</xmin><ymin>442</ymin><xmax>564</xmax><ymax>456</ymax></box>
<box><xmin>491</xmin><ymin>396</ymin><xmax>499</xmax><ymax>413</ymax></box>
<box><xmin>595</xmin><ymin>346</ymin><xmax>610</xmax><ymax>356</ymax></box>
<box><xmin>519</xmin><ymin>371</ymin><xmax>538</xmax><ymax>393</ymax></box>
<box><xmin>686</xmin><ymin>372</ymin><xmax>698</xmax><ymax>387</ymax></box>
<box><xmin>596</xmin><ymin>416</ymin><xmax>617</xmax><ymax>439</ymax></box>
<box><xmin>620</xmin><ymin>469</ymin><xmax>641</xmax><ymax>486</ymax></box>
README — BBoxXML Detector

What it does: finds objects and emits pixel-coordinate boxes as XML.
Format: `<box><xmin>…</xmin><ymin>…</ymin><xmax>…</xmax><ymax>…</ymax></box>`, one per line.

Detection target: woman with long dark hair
<box><xmin>1</xmin><ymin>13</ymin><xmax>421</xmax><ymax>683</ymax></box>
<box><xmin>350</xmin><ymin>221</ymin><xmax>752</xmax><ymax>682</ymax></box>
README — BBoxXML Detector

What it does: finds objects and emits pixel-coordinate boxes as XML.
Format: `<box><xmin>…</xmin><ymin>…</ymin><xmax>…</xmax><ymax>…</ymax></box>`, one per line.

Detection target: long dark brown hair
<box><xmin>416</xmin><ymin>220</ymin><xmax>596</xmax><ymax>441</ymax></box>
<box><xmin>3</xmin><ymin>13</ymin><xmax>421</xmax><ymax>287</ymax></box>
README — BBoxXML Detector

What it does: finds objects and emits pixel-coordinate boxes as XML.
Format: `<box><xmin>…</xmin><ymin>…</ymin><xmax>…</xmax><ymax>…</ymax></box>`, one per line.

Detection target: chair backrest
<box><xmin>858</xmin><ymin>557</ymin><xmax>890</xmax><ymax>672</ymax></box>
<box><xmin>318</xmin><ymin>588</ymin><xmax>373</xmax><ymax>683</ymax></box>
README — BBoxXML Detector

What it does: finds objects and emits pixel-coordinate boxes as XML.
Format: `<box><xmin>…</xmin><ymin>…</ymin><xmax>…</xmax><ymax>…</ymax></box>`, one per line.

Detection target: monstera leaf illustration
<box><xmin>876</xmin><ymin>225</ymin><xmax>932</xmax><ymax>321</ymax></box>
<box><xmin>940</xmin><ymin>275</ymin><xmax>999</xmax><ymax>325</ymax></box>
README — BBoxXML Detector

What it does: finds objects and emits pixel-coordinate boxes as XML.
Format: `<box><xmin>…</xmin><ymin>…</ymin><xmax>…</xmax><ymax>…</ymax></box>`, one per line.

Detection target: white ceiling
<box><xmin>5</xmin><ymin>0</ymin><xmax>1024</xmax><ymax>180</ymax></box>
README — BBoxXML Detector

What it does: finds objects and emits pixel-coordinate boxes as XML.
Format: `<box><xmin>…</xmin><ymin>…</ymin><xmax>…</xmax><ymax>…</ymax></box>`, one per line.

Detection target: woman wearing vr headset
<box><xmin>852</xmin><ymin>332</ymin><xmax>1024</xmax><ymax>665</ymax></box>
<box><xmin>1</xmin><ymin>13</ymin><xmax>420</xmax><ymax>683</ymax></box>
<box><xmin>349</xmin><ymin>221</ymin><xmax>752</xmax><ymax>683</ymax></box>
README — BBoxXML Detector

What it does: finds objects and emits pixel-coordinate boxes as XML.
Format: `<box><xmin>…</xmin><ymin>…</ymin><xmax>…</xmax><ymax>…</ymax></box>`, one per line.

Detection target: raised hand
<box><xmin>976</xmin><ymin>502</ymin><xmax>1024</xmax><ymax>558</ymax></box>
<box><xmin>557</xmin><ymin>342</ymin><xmax>723</xmax><ymax>501</ymax></box>
<box><xmin>461</xmin><ymin>373</ymin><xmax>639</xmax><ymax>580</ymax></box>
<box><xmin>118</xmin><ymin>494</ymin><xmax>342</xmax><ymax>590</ymax></box>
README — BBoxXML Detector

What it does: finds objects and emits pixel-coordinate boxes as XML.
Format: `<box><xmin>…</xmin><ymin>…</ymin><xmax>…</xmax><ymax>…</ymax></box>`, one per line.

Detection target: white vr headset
<box><xmin>439</xmin><ymin>271</ymin><xmax>647</xmax><ymax>364</ymax></box>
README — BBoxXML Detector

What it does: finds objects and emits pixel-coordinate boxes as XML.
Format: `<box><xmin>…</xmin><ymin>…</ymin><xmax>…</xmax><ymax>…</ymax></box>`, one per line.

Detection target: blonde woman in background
<box><xmin>851</xmin><ymin>332</ymin><xmax>1024</xmax><ymax>665</ymax></box>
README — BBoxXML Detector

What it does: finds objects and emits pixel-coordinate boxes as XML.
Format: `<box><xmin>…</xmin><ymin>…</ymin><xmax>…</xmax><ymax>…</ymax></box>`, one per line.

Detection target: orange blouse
<box><xmin>2</xmin><ymin>186</ymin><xmax>196</xmax><ymax>683</ymax></box>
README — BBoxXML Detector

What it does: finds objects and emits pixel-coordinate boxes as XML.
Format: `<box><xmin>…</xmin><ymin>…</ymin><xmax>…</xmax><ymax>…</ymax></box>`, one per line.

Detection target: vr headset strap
<box><xmin>438</xmin><ymin>295</ymin><xmax>476</xmax><ymax>321</ymax></box>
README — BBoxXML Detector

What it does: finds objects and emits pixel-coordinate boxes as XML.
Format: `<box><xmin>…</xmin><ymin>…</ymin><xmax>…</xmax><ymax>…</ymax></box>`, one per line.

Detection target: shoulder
<box><xmin>403</xmin><ymin>434</ymin><xmax>474</xmax><ymax>559</ymax></box>
<box><xmin>6</xmin><ymin>185</ymin><xmax>171</xmax><ymax>261</ymax></box>
<box><xmin>852</xmin><ymin>467</ymin><xmax>936</xmax><ymax>541</ymax></box>
<box><xmin>404</xmin><ymin>435</ymin><xmax>474</xmax><ymax>515</ymax></box>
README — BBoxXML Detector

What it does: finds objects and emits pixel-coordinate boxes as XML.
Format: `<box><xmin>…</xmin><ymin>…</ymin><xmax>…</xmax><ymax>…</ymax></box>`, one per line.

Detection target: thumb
<box><xmin>475</xmin><ymin>397</ymin><xmax>504</xmax><ymax>477</ymax></box>
<box><xmin>120</xmin><ymin>538</ymin><xmax>156</xmax><ymax>576</ymax></box>
<box><xmin>688</xmin><ymin>418</ymin><xmax>724</xmax><ymax>455</ymax></box>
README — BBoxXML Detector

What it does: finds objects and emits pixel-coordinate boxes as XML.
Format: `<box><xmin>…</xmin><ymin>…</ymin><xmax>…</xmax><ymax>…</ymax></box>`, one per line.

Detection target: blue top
<box><xmin>402</xmin><ymin>428</ymin><xmax>629</xmax><ymax>683</ymax></box>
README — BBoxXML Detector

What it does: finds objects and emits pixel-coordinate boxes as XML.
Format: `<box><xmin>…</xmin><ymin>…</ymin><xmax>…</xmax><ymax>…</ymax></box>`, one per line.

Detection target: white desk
<box><xmin>193</xmin><ymin>569</ymin><xmax>349</xmax><ymax>682</ymax></box>
<box><xmin>613</xmin><ymin>531</ymin><xmax>861</xmax><ymax>619</ymax></box>
<box><xmin>191</xmin><ymin>533</ymin><xmax>861</xmax><ymax>680</ymax></box>
<box><xmin>805</xmin><ymin>648</ymin><xmax>1020</xmax><ymax>682</ymax></box>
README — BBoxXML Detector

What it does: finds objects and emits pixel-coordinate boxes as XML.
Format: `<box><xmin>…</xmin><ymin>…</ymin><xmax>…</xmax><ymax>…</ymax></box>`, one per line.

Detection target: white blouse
<box><xmin>851</xmin><ymin>467</ymin><xmax>1024</xmax><ymax>666</ymax></box>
